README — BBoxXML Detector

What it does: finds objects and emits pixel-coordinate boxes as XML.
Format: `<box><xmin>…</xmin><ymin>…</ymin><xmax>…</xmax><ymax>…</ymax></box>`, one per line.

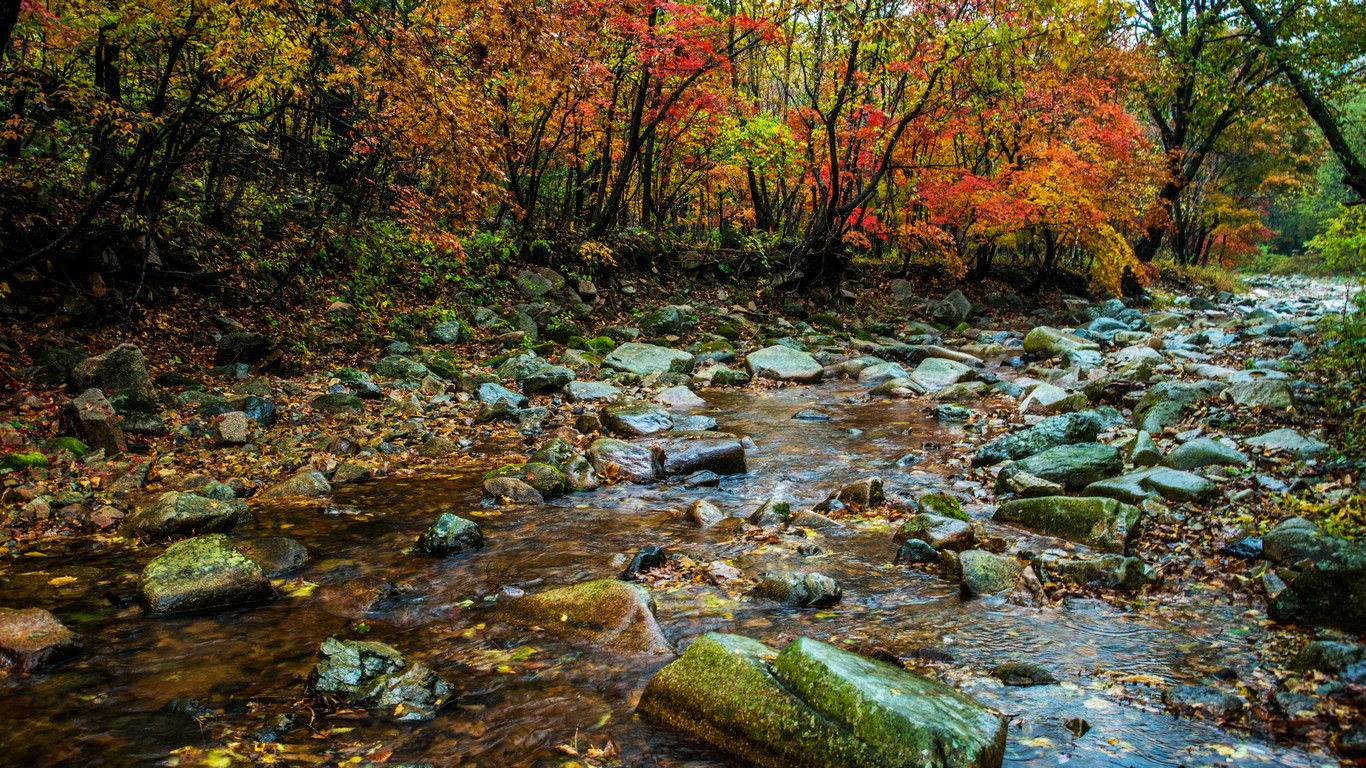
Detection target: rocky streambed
<box><xmin>0</xmin><ymin>274</ymin><xmax>1363</xmax><ymax>767</ymax></box>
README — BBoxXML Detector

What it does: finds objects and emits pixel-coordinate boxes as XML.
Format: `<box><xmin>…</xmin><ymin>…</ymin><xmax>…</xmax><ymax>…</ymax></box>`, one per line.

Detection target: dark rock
<box><xmin>992</xmin><ymin>662</ymin><xmax>1056</xmax><ymax>687</ymax></box>
<box><xmin>215</xmin><ymin>332</ymin><xmax>278</xmax><ymax>367</ymax></box>
<box><xmin>67</xmin><ymin>343</ymin><xmax>153</xmax><ymax>397</ymax></box>
<box><xmin>120</xmin><ymin>491</ymin><xmax>249</xmax><ymax>539</ymax></box>
<box><xmin>895</xmin><ymin>539</ymin><xmax>939</xmax><ymax>564</ymax></box>
<box><xmin>1270</xmin><ymin>548</ymin><xmax>1366</xmax><ymax>632</ymax></box>
<box><xmin>417</xmin><ymin>513</ymin><xmax>485</xmax><ymax>556</ymax></box>
<box><xmin>993</xmin><ymin>496</ymin><xmax>1142</xmax><ymax>554</ymax></box>
<box><xmin>483</xmin><ymin>477</ymin><xmax>544</xmax><ymax>504</ymax></box>
<box><xmin>634</xmin><ymin>431</ymin><xmax>746</xmax><ymax>476</ymax></box>
<box><xmin>258</xmin><ymin>469</ymin><xmax>331</xmax><ymax>500</ymax></box>
<box><xmin>621</xmin><ymin>545</ymin><xmax>668</xmax><ymax>580</ymax></box>
<box><xmin>1000</xmin><ymin>443</ymin><xmax>1122</xmax><ymax>490</ymax></box>
<box><xmin>235</xmin><ymin>537</ymin><xmax>310</xmax><ymax>576</ymax></box>
<box><xmin>62</xmin><ymin>388</ymin><xmax>127</xmax><ymax>455</ymax></box>
<box><xmin>306</xmin><ymin>637</ymin><xmax>452</xmax><ymax>720</ymax></box>
<box><xmin>1162</xmin><ymin>685</ymin><xmax>1243</xmax><ymax>719</ymax></box>
<box><xmin>601</xmin><ymin>401</ymin><xmax>673</xmax><ymax>436</ymax></box>
<box><xmin>747</xmin><ymin>573</ymin><xmax>842</xmax><ymax>608</ymax></box>
<box><xmin>587</xmin><ymin>438</ymin><xmax>662</xmax><ymax>483</ymax></box>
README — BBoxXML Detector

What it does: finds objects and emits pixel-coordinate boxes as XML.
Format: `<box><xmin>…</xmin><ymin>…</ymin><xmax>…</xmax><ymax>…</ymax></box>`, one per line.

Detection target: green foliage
<box><xmin>1315</xmin><ymin>290</ymin><xmax>1366</xmax><ymax>463</ymax></box>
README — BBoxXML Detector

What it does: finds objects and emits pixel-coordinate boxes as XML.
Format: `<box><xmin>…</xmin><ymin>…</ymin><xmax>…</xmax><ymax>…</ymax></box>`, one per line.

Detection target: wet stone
<box><xmin>306</xmin><ymin>637</ymin><xmax>452</xmax><ymax>721</ymax></box>
<box><xmin>483</xmin><ymin>476</ymin><xmax>544</xmax><ymax>504</ymax></box>
<box><xmin>490</xmin><ymin>579</ymin><xmax>672</xmax><ymax>654</ymax></box>
<box><xmin>120</xmin><ymin>491</ymin><xmax>249</xmax><ymax>540</ymax></box>
<box><xmin>0</xmin><ymin>608</ymin><xmax>83</xmax><ymax>672</ymax></box>
<box><xmin>1162</xmin><ymin>685</ymin><xmax>1243</xmax><ymax>719</ymax></box>
<box><xmin>895</xmin><ymin>539</ymin><xmax>939</xmax><ymax>564</ymax></box>
<box><xmin>139</xmin><ymin>534</ymin><xmax>275</xmax><ymax>614</ymax></box>
<box><xmin>235</xmin><ymin>537</ymin><xmax>310</xmax><ymax>577</ymax></box>
<box><xmin>747</xmin><ymin>573</ymin><xmax>842</xmax><ymax>608</ymax></box>
<box><xmin>417</xmin><ymin>513</ymin><xmax>485</xmax><ymax>556</ymax></box>
<box><xmin>992</xmin><ymin>662</ymin><xmax>1056</xmax><ymax>687</ymax></box>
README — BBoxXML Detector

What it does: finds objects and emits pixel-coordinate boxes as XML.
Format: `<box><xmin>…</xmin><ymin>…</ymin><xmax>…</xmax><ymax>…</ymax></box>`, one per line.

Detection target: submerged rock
<box><xmin>1162</xmin><ymin>685</ymin><xmax>1243</xmax><ymax>719</ymax></box>
<box><xmin>636</xmin><ymin>633</ymin><xmax>1006</xmax><ymax>768</ymax></box>
<box><xmin>993</xmin><ymin>496</ymin><xmax>1142</xmax><ymax>554</ymax></box>
<box><xmin>635</xmin><ymin>431</ymin><xmax>747</xmax><ymax>476</ymax></box>
<box><xmin>0</xmin><ymin>608</ymin><xmax>83</xmax><ymax>672</ymax></box>
<box><xmin>587</xmin><ymin>438</ymin><xmax>662</xmax><ymax>483</ymax></box>
<box><xmin>235</xmin><ymin>537</ymin><xmax>310</xmax><ymax>576</ymax></box>
<box><xmin>139</xmin><ymin>534</ymin><xmax>275</xmax><ymax>613</ymax></box>
<box><xmin>490</xmin><ymin>579</ymin><xmax>672</xmax><ymax>654</ymax></box>
<box><xmin>992</xmin><ymin>662</ymin><xmax>1056</xmax><ymax>687</ymax></box>
<box><xmin>306</xmin><ymin>637</ymin><xmax>453</xmax><ymax>720</ymax></box>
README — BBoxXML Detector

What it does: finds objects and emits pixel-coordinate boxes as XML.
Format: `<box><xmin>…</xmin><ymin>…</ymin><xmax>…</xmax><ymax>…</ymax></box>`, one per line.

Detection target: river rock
<box><xmin>910</xmin><ymin>358</ymin><xmax>976</xmax><ymax>391</ymax></box>
<box><xmin>603</xmin><ymin>343</ymin><xmax>693</xmax><ymax>375</ymax></box>
<box><xmin>1083</xmin><ymin>467</ymin><xmax>1218</xmax><ymax>504</ymax></box>
<box><xmin>993</xmin><ymin>496</ymin><xmax>1142</xmax><ymax>554</ymax></box>
<box><xmin>1019</xmin><ymin>383</ymin><xmax>1085</xmax><ymax>415</ymax></box>
<box><xmin>376</xmin><ymin>355</ymin><xmax>431</xmax><ymax>380</ymax></box>
<box><xmin>306</xmin><ymin>637</ymin><xmax>452</xmax><ymax>720</ymax></box>
<box><xmin>636</xmin><ymin>633</ymin><xmax>1007</xmax><ymax>768</ymax></box>
<box><xmin>1000</xmin><ymin>443</ymin><xmax>1122</xmax><ymax>490</ymax></box>
<box><xmin>1162</xmin><ymin>437</ymin><xmax>1248</xmax><ymax>471</ymax></box>
<box><xmin>917</xmin><ymin>492</ymin><xmax>967</xmax><ymax>520</ymax></box>
<box><xmin>635</xmin><ymin>432</ymin><xmax>746</xmax><ymax>476</ymax></box>
<box><xmin>1225</xmin><ymin>375</ymin><xmax>1294</xmax><ymax>409</ymax></box>
<box><xmin>1292</xmin><ymin>640</ymin><xmax>1366</xmax><ymax>673</ymax></box>
<box><xmin>486</xmin><ymin>463</ymin><xmax>568</xmax><ymax>498</ymax></box>
<box><xmin>640</xmin><ymin>305</ymin><xmax>697</xmax><ymax>336</ymax></box>
<box><xmin>587</xmin><ymin>438</ymin><xmax>662</xmax><ymax>483</ymax></box>
<box><xmin>973</xmin><ymin>411</ymin><xmax>1102</xmax><ymax>467</ymax></box>
<box><xmin>749</xmin><ymin>499</ymin><xmax>791</xmax><ymax>527</ymax></box>
<box><xmin>829</xmin><ymin>477</ymin><xmax>884</xmax><ymax>508</ymax></box>
<box><xmin>416</xmin><ymin>513</ymin><xmax>485</xmax><ymax>556</ymax></box>
<box><xmin>748</xmin><ymin>573</ymin><xmax>842</xmax><ymax>607</ymax></box>
<box><xmin>120</xmin><ymin>491</ymin><xmax>249</xmax><ymax>539</ymax></box>
<box><xmin>893</xmin><ymin>514</ymin><xmax>974</xmax><ymax>551</ymax></box>
<box><xmin>601</xmin><ymin>401</ymin><xmax>674</xmax><ymax>436</ymax></box>
<box><xmin>67</xmin><ymin>342</ymin><xmax>153</xmax><ymax>397</ymax></box>
<box><xmin>523</xmin><ymin>365</ymin><xmax>573</xmax><ymax>395</ymax></box>
<box><xmin>992</xmin><ymin>662</ymin><xmax>1056</xmax><ymax>687</ymax></box>
<box><xmin>483</xmin><ymin>476</ymin><xmax>544</xmax><ymax>504</ymax></box>
<box><xmin>476</xmin><ymin>382</ymin><xmax>528</xmax><ymax>408</ymax></box>
<box><xmin>1033</xmin><ymin>552</ymin><xmax>1153</xmax><ymax>590</ymax></box>
<box><xmin>1271</xmin><ymin>548</ymin><xmax>1366</xmax><ymax>632</ymax></box>
<box><xmin>0</xmin><ymin>608</ymin><xmax>83</xmax><ymax>672</ymax></box>
<box><xmin>932</xmin><ymin>290</ymin><xmax>973</xmax><ymax>326</ymax></box>
<box><xmin>491</xmin><ymin>579</ymin><xmax>672</xmax><ymax>654</ymax></box>
<box><xmin>1130</xmin><ymin>430</ymin><xmax>1161</xmax><ymax>466</ymax></box>
<box><xmin>258</xmin><ymin>469</ymin><xmax>331</xmax><ymax>499</ymax></box>
<box><xmin>565</xmin><ymin>380</ymin><xmax>620</xmax><ymax>403</ymax></box>
<box><xmin>746</xmin><ymin>345</ymin><xmax>823</xmax><ymax>383</ymax></box>
<box><xmin>1244</xmin><ymin>428</ymin><xmax>1329</xmax><ymax>459</ymax></box>
<box><xmin>858</xmin><ymin>362</ymin><xmax>909</xmax><ymax>387</ymax></box>
<box><xmin>959</xmin><ymin>550</ymin><xmax>1025</xmax><ymax>597</ymax></box>
<box><xmin>1162</xmin><ymin>685</ymin><xmax>1243</xmax><ymax>719</ymax></box>
<box><xmin>686</xmin><ymin>499</ymin><xmax>726</xmax><ymax>527</ymax></box>
<box><xmin>895</xmin><ymin>539</ymin><xmax>939</xmax><ymax>564</ymax></box>
<box><xmin>62</xmin><ymin>388</ymin><xmax>127</xmax><ymax>456</ymax></box>
<box><xmin>1132</xmin><ymin>381</ymin><xmax>1223</xmax><ymax>432</ymax></box>
<box><xmin>235</xmin><ymin>537</ymin><xmax>309</xmax><ymax>576</ymax></box>
<box><xmin>655</xmin><ymin>386</ymin><xmax>706</xmax><ymax>409</ymax></box>
<box><xmin>1263</xmin><ymin>517</ymin><xmax>1350</xmax><ymax>565</ymax></box>
<box><xmin>999</xmin><ymin>471</ymin><xmax>1064</xmax><ymax>498</ymax></box>
<box><xmin>139</xmin><ymin>534</ymin><xmax>275</xmax><ymax>613</ymax></box>
<box><xmin>1023</xmin><ymin>327</ymin><xmax>1099</xmax><ymax>359</ymax></box>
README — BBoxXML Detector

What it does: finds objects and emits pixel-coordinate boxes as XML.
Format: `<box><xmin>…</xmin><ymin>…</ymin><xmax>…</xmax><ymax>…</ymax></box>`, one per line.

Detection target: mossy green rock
<box><xmin>484</xmin><ymin>462</ymin><xmax>568</xmax><ymax>498</ymax></box>
<box><xmin>138</xmin><ymin>534</ymin><xmax>274</xmax><ymax>613</ymax></box>
<box><xmin>917</xmin><ymin>493</ymin><xmax>967</xmax><ymax>521</ymax></box>
<box><xmin>39</xmin><ymin>437</ymin><xmax>87</xmax><ymax>457</ymax></box>
<box><xmin>491</xmin><ymin>579</ymin><xmax>672</xmax><ymax>654</ymax></box>
<box><xmin>1</xmin><ymin>452</ymin><xmax>49</xmax><ymax>470</ymax></box>
<box><xmin>637</xmin><ymin>633</ymin><xmax>1006</xmax><ymax>768</ymax></box>
<box><xmin>993</xmin><ymin>496</ymin><xmax>1142</xmax><ymax>554</ymax></box>
<box><xmin>807</xmin><ymin>313</ymin><xmax>844</xmax><ymax>332</ymax></box>
<box><xmin>1002</xmin><ymin>442</ymin><xmax>1122</xmax><ymax>490</ymax></box>
<box><xmin>311</xmin><ymin>394</ymin><xmax>365</xmax><ymax>415</ymax></box>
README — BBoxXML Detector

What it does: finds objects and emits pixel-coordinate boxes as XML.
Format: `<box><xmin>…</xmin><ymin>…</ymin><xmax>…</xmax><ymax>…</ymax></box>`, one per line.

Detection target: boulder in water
<box><xmin>636</xmin><ymin>633</ymin><xmax>1006</xmax><ymax>768</ymax></box>
<box><xmin>993</xmin><ymin>496</ymin><xmax>1142</xmax><ymax>554</ymax></box>
<box><xmin>490</xmin><ymin>579</ymin><xmax>672</xmax><ymax>654</ymax></box>
<box><xmin>0</xmin><ymin>608</ymin><xmax>83</xmax><ymax>671</ymax></box>
<box><xmin>139</xmin><ymin>534</ymin><xmax>275</xmax><ymax>613</ymax></box>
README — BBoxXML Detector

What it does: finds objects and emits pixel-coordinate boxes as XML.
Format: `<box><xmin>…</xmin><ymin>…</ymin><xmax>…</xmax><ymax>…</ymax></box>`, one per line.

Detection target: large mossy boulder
<box><xmin>746</xmin><ymin>345</ymin><xmax>823</xmax><ymax>383</ymax></box>
<box><xmin>993</xmin><ymin>496</ymin><xmax>1142</xmax><ymax>554</ymax></box>
<box><xmin>490</xmin><ymin>579</ymin><xmax>672</xmax><ymax>654</ymax></box>
<box><xmin>120</xmin><ymin>491</ymin><xmax>249</xmax><ymax>540</ymax></box>
<box><xmin>138</xmin><ymin>534</ymin><xmax>275</xmax><ymax>613</ymax></box>
<box><xmin>972</xmin><ymin>411</ymin><xmax>1102</xmax><ymax>467</ymax></box>
<box><xmin>1000</xmin><ymin>443</ymin><xmax>1122</xmax><ymax>490</ymax></box>
<box><xmin>637</xmin><ymin>633</ymin><xmax>1006</xmax><ymax>768</ymax></box>
<box><xmin>602</xmin><ymin>342</ymin><xmax>694</xmax><ymax>375</ymax></box>
<box><xmin>1131</xmin><ymin>381</ymin><xmax>1223</xmax><ymax>433</ymax></box>
<box><xmin>1023</xmin><ymin>327</ymin><xmax>1099</xmax><ymax>360</ymax></box>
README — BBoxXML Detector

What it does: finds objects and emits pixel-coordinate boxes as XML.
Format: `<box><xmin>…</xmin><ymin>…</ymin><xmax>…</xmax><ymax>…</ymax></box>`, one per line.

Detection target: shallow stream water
<box><xmin>0</xmin><ymin>381</ymin><xmax>1328</xmax><ymax>767</ymax></box>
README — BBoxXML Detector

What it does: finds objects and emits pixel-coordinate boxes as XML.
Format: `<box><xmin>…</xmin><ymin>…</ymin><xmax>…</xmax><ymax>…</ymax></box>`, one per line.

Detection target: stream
<box><xmin>0</xmin><ymin>379</ymin><xmax>1327</xmax><ymax>767</ymax></box>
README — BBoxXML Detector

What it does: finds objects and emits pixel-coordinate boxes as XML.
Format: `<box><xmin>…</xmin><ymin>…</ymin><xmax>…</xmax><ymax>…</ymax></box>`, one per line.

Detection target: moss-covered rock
<box><xmin>417</xmin><ymin>513</ymin><xmax>485</xmax><ymax>556</ymax></box>
<box><xmin>120</xmin><ymin>491</ymin><xmax>250</xmax><ymax>540</ymax></box>
<box><xmin>993</xmin><ymin>496</ymin><xmax>1142</xmax><ymax>554</ymax></box>
<box><xmin>138</xmin><ymin>534</ymin><xmax>275</xmax><ymax>613</ymax></box>
<box><xmin>310</xmin><ymin>394</ymin><xmax>365</xmax><ymax>415</ymax></box>
<box><xmin>484</xmin><ymin>462</ymin><xmax>568</xmax><ymax>498</ymax></box>
<box><xmin>0</xmin><ymin>452</ymin><xmax>49</xmax><ymax>470</ymax></box>
<box><xmin>917</xmin><ymin>492</ymin><xmax>967</xmax><ymax>521</ymax></box>
<box><xmin>637</xmin><ymin>633</ymin><xmax>1006</xmax><ymax>768</ymax></box>
<box><xmin>490</xmin><ymin>579</ymin><xmax>672</xmax><ymax>654</ymax></box>
<box><xmin>39</xmin><ymin>437</ymin><xmax>87</xmax><ymax>458</ymax></box>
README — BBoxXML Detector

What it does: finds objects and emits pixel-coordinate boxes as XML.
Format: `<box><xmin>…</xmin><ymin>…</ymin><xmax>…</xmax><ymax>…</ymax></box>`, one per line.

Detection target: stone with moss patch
<box><xmin>1</xmin><ymin>452</ymin><xmax>49</xmax><ymax>470</ymax></box>
<box><xmin>311</xmin><ymin>394</ymin><xmax>366</xmax><ymax>415</ymax></box>
<box><xmin>138</xmin><ymin>534</ymin><xmax>275</xmax><ymax>613</ymax></box>
<box><xmin>491</xmin><ymin>579</ymin><xmax>672</xmax><ymax>654</ymax></box>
